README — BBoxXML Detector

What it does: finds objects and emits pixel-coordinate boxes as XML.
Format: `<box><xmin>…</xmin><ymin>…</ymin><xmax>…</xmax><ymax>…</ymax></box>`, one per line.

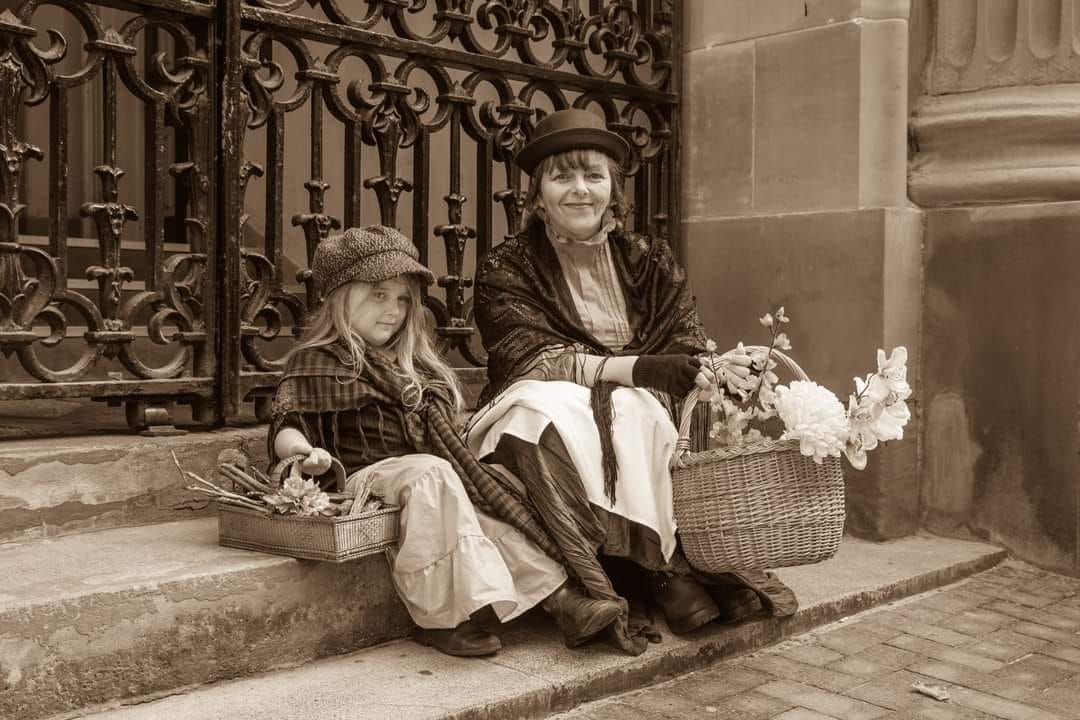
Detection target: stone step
<box><xmin>1</xmin><ymin>517</ymin><xmax>412</xmax><ymax>720</ymax></box>
<box><xmin>0</xmin><ymin>427</ymin><xmax>267</xmax><ymax>544</ymax></box>
<box><xmin>28</xmin><ymin>532</ymin><xmax>1006</xmax><ymax>720</ymax></box>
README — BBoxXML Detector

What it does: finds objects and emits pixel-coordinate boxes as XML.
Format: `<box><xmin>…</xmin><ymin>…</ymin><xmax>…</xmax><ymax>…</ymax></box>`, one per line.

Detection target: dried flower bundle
<box><xmin>173</xmin><ymin>451</ymin><xmax>360</xmax><ymax>517</ymax></box>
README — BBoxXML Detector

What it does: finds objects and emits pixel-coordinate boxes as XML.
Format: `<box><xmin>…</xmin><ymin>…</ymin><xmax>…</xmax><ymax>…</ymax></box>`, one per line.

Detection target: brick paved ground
<box><xmin>550</xmin><ymin>560</ymin><xmax>1080</xmax><ymax>720</ymax></box>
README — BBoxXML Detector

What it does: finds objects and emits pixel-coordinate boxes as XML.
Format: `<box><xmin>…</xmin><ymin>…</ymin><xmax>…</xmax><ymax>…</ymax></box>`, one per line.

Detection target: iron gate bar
<box><xmin>75</xmin><ymin>0</ymin><xmax>215</xmax><ymax>19</ymax></box>
<box><xmin>239</xmin><ymin>6</ymin><xmax>677</xmax><ymax>105</ymax></box>
<box><xmin>666</xmin><ymin>0</ymin><xmax>679</xmax><ymax>255</ymax></box>
<box><xmin>218</xmin><ymin>0</ymin><xmax>245</xmax><ymax>419</ymax></box>
<box><xmin>0</xmin><ymin>378</ymin><xmax>214</xmax><ymax>400</ymax></box>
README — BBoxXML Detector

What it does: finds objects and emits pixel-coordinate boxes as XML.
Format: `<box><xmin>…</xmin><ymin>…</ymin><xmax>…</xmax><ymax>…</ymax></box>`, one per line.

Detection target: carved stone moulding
<box><xmin>930</xmin><ymin>0</ymin><xmax>1080</xmax><ymax>94</ymax></box>
<box><xmin>909</xmin><ymin>83</ymin><xmax>1080</xmax><ymax>206</ymax></box>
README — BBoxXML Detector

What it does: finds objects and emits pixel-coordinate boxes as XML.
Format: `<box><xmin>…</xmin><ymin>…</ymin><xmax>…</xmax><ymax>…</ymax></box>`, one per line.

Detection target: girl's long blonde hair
<box><xmin>286</xmin><ymin>275</ymin><xmax>463</xmax><ymax>413</ymax></box>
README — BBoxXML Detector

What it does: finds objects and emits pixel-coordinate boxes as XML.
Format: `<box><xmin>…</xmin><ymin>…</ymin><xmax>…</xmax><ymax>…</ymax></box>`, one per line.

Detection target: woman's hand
<box><xmin>300</xmin><ymin>447</ymin><xmax>333</xmax><ymax>475</ymax></box>
<box><xmin>631</xmin><ymin>355</ymin><xmax>703</xmax><ymax>397</ymax></box>
<box><xmin>717</xmin><ymin>347</ymin><xmax>758</xmax><ymax>397</ymax></box>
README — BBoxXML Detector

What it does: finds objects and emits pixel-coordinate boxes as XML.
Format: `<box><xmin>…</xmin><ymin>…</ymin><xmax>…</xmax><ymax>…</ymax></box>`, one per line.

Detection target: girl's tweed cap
<box><xmin>312</xmin><ymin>226</ymin><xmax>435</xmax><ymax>294</ymax></box>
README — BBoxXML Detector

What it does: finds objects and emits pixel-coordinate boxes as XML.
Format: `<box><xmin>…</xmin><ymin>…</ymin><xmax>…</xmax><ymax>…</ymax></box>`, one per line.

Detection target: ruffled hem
<box><xmin>477</xmin><ymin>511</ymin><xmax>567</xmax><ymax>622</ymax></box>
<box><xmin>391</xmin><ymin>532</ymin><xmax>519</xmax><ymax>630</ymax></box>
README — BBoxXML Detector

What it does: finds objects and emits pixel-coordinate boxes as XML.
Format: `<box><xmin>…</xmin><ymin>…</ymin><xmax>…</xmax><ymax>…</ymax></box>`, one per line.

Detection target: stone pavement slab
<box><xmin>66</xmin><ymin>534</ymin><xmax>1004</xmax><ymax>720</ymax></box>
<box><xmin>555</xmin><ymin>560</ymin><xmax>1080</xmax><ymax>720</ymax></box>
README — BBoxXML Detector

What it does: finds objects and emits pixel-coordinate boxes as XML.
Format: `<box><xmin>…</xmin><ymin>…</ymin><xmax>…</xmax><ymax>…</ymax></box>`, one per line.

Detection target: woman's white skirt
<box><xmin>466</xmin><ymin>380</ymin><xmax>679</xmax><ymax>562</ymax></box>
<box><xmin>348</xmin><ymin>453</ymin><xmax>567</xmax><ymax>629</ymax></box>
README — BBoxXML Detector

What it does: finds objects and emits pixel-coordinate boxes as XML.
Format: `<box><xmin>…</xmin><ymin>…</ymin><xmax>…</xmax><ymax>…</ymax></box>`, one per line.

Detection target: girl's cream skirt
<box><xmin>347</xmin><ymin>453</ymin><xmax>567</xmax><ymax>629</ymax></box>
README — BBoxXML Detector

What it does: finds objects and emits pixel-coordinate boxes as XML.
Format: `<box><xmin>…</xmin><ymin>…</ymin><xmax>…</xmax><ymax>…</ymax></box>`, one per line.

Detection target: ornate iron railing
<box><xmin>0</xmin><ymin>0</ymin><xmax>680</xmax><ymax>432</ymax></box>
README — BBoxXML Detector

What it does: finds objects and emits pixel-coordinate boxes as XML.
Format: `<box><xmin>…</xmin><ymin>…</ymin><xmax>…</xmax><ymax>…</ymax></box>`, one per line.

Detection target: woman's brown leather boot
<box><xmin>650</xmin><ymin>571</ymin><xmax>720</xmax><ymax>634</ymax></box>
<box><xmin>542</xmin><ymin>581</ymin><xmax>623</xmax><ymax>647</ymax></box>
<box><xmin>711</xmin><ymin>586</ymin><xmax>762</xmax><ymax>624</ymax></box>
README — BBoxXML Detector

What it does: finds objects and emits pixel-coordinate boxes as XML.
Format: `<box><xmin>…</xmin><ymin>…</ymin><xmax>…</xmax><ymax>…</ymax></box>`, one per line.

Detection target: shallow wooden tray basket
<box><xmin>670</xmin><ymin>347</ymin><xmax>846</xmax><ymax>572</ymax></box>
<box><xmin>217</xmin><ymin>456</ymin><xmax>401</xmax><ymax>563</ymax></box>
<box><xmin>218</xmin><ymin>501</ymin><xmax>400</xmax><ymax>563</ymax></box>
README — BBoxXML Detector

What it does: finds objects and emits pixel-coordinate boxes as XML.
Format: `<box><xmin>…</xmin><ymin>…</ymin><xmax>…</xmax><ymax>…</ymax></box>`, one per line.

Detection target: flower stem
<box><xmin>748</xmin><ymin>314</ymin><xmax>781</xmax><ymax>408</ymax></box>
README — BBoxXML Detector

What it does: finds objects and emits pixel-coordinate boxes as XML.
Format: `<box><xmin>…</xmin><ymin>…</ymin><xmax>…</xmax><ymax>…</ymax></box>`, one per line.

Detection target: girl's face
<box><xmin>538</xmin><ymin>151</ymin><xmax>612</xmax><ymax>242</ymax></box>
<box><xmin>347</xmin><ymin>276</ymin><xmax>412</xmax><ymax>348</ymax></box>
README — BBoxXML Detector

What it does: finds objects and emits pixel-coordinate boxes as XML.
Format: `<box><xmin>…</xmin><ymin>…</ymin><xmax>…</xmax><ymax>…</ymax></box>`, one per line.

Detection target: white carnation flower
<box><xmin>774</xmin><ymin>380</ymin><xmax>849</xmax><ymax>464</ymax></box>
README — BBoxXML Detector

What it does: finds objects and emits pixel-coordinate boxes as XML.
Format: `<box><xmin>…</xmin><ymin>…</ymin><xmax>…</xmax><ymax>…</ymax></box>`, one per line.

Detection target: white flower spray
<box><xmin>703</xmin><ymin>307</ymin><xmax>911</xmax><ymax>470</ymax></box>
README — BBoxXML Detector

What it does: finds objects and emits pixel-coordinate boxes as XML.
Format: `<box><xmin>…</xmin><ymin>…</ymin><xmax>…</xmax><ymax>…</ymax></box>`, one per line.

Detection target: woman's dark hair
<box><xmin>522</xmin><ymin>149</ymin><xmax>627</xmax><ymax>230</ymax></box>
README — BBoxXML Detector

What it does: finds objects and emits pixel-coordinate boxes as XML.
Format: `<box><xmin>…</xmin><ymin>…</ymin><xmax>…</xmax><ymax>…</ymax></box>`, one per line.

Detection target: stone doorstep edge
<box><xmin>444</xmin><ymin>546</ymin><xmax>1010</xmax><ymax>720</ymax></box>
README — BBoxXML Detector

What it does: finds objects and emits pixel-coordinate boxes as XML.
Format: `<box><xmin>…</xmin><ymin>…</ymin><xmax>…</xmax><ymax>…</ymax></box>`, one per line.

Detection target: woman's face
<box><xmin>538</xmin><ymin>151</ymin><xmax>612</xmax><ymax>241</ymax></box>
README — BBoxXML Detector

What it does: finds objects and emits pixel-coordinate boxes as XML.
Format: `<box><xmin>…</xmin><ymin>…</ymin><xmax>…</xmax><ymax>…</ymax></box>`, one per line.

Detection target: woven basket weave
<box><xmin>670</xmin><ymin>347</ymin><xmax>845</xmax><ymax>572</ymax></box>
<box><xmin>217</xmin><ymin>455</ymin><xmax>400</xmax><ymax>563</ymax></box>
<box><xmin>218</xmin><ymin>502</ymin><xmax>400</xmax><ymax>563</ymax></box>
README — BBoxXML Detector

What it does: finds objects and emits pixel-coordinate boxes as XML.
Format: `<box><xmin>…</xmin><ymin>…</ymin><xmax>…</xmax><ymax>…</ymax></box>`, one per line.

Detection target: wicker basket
<box><xmin>670</xmin><ymin>347</ymin><xmax>846</xmax><ymax>572</ymax></box>
<box><xmin>217</xmin><ymin>456</ymin><xmax>401</xmax><ymax>563</ymax></box>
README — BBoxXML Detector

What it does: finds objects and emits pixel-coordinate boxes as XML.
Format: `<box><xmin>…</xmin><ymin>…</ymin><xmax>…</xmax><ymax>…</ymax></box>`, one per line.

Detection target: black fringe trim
<box><xmin>590</xmin><ymin>380</ymin><xmax>620</xmax><ymax>505</ymax></box>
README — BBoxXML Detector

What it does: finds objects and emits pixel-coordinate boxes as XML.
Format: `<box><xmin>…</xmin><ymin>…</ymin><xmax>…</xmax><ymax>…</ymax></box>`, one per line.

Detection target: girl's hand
<box><xmin>301</xmin><ymin>447</ymin><xmax>333</xmax><ymax>475</ymax></box>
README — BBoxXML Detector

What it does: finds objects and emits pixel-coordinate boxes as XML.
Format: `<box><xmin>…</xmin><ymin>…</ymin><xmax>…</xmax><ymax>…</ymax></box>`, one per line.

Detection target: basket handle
<box><xmin>671</xmin><ymin>346</ymin><xmax>809</xmax><ymax>470</ymax></box>
<box><xmin>270</xmin><ymin>453</ymin><xmax>348</xmax><ymax>492</ymax></box>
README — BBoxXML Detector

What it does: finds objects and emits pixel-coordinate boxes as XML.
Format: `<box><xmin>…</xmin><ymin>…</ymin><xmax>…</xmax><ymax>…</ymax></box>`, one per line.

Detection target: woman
<box><xmin>466</xmin><ymin>109</ymin><xmax>797</xmax><ymax>654</ymax></box>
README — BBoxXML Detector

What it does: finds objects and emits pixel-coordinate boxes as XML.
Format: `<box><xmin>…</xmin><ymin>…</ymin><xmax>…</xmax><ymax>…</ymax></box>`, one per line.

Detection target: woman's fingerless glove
<box><xmin>631</xmin><ymin>354</ymin><xmax>702</xmax><ymax>396</ymax></box>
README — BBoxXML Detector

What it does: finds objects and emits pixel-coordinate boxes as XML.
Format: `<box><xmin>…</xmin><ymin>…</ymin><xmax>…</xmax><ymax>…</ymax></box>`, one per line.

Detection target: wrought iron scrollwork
<box><xmin>234</xmin><ymin>40</ymin><xmax>309</xmax><ymax>373</ymax></box>
<box><xmin>0</xmin><ymin>9</ymin><xmax>57</xmax><ymax>366</ymax></box>
<box><xmin>226</xmin><ymin>7</ymin><xmax>672</xmax><ymax>366</ymax></box>
<box><xmin>1</xmin><ymin>0</ymin><xmax>679</xmax><ymax>426</ymax></box>
<box><xmin>0</xmin><ymin>0</ymin><xmax>217</xmax><ymax>433</ymax></box>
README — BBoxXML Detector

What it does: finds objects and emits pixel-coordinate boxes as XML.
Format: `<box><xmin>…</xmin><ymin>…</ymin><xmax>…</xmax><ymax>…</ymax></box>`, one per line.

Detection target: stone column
<box><xmin>912</xmin><ymin>0</ymin><xmax>1080</xmax><ymax>574</ymax></box>
<box><xmin>679</xmin><ymin>0</ymin><xmax>923</xmax><ymax>540</ymax></box>
<box><xmin>911</xmin><ymin>0</ymin><xmax>1080</xmax><ymax>205</ymax></box>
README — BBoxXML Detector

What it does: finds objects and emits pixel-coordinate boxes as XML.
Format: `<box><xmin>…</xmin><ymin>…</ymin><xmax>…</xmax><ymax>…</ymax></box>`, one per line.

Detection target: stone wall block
<box><xmin>682</xmin><ymin>41</ymin><xmax>755</xmax><ymax>218</ymax></box>
<box><xmin>683</xmin><ymin>0</ymin><xmax>739</xmax><ymax>51</ymax></box>
<box><xmin>682</xmin><ymin>14</ymin><xmax>909</xmax><ymax>218</ymax></box>
<box><xmin>684</xmin><ymin>208</ymin><xmax>923</xmax><ymax>538</ymax></box>
<box><xmin>859</xmin><ymin>19</ymin><xmax>911</xmax><ymax>208</ymax></box>
<box><xmin>754</xmin><ymin>23</ymin><xmax>862</xmax><ymax>213</ymax></box>
<box><xmin>683</xmin><ymin>0</ymin><xmax>910</xmax><ymax>50</ymax></box>
<box><xmin>921</xmin><ymin>201</ymin><xmax>1080</xmax><ymax>575</ymax></box>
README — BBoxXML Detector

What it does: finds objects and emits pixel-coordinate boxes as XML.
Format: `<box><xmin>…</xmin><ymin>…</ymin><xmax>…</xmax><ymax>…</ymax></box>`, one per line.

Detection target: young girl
<box><xmin>269</xmin><ymin>225</ymin><xmax>622</xmax><ymax>657</ymax></box>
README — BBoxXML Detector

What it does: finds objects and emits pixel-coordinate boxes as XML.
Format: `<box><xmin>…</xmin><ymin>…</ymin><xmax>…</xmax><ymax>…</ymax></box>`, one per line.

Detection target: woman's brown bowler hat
<box><xmin>515</xmin><ymin>108</ymin><xmax>630</xmax><ymax>175</ymax></box>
